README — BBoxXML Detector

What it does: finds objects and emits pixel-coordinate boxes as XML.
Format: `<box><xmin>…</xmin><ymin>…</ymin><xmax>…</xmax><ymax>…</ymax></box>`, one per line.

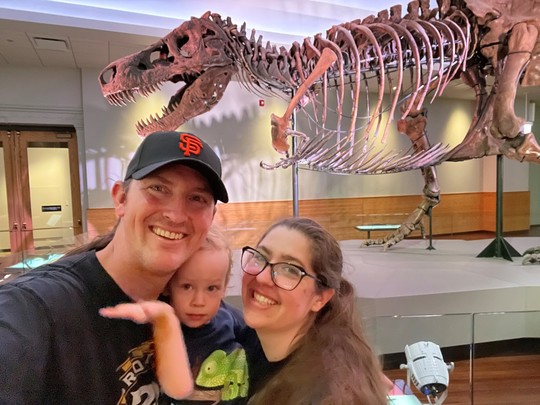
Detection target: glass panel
<box><xmin>27</xmin><ymin>142</ymin><xmax>75</xmax><ymax>251</ymax></box>
<box><xmin>367</xmin><ymin>311</ymin><xmax>540</xmax><ymax>404</ymax></box>
<box><xmin>0</xmin><ymin>140</ymin><xmax>10</xmax><ymax>254</ymax></box>
<box><xmin>472</xmin><ymin>311</ymin><xmax>540</xmax><ymax>404</ymax></box>
<box><xmin>1</xmin><ymin>246</ymin><xmax>66</xmax><ymax>284</ymax></box>
<box><xmin>366</xmin><ymin>313</ymin><xmax>473</xmax><ymax>404</ymax></box>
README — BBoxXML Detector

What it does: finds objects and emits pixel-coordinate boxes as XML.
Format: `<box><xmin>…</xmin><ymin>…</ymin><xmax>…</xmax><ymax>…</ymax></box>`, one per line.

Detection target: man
<box><xmin>0</xmin><ymin>131</ymin><xmax>229</xmax><ymax>404</ymax></box>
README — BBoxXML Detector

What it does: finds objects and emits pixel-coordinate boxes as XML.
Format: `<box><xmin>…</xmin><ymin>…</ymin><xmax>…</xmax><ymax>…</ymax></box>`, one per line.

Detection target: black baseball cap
<box><xmin>124</xmin><ymin>131</ymin><xmax>229</xmax><ymax>203</ymax></box>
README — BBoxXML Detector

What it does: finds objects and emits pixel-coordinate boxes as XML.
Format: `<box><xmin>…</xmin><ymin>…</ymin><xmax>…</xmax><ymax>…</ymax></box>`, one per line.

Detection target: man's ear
<box><xmin>311</xmin><ymin>288</ymin><xmax>335</xmax><ymax>312</ymax></box>
<box><xmin>111</xmin><ymin>181</ymin><xmax>127</xmax><ymax>218</ymax></box>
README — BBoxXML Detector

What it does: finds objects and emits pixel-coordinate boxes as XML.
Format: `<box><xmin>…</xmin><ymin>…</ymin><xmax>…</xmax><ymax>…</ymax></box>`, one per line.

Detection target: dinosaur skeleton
<box><xmin>99</xmin><ymin>0</ymin><xmax>540</xmax><ymax>262</ymax></box>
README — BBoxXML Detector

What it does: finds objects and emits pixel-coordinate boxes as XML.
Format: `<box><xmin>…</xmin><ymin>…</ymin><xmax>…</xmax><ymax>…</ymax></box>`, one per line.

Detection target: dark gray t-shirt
<box><xmin>0</xmin><ymin>251</ymin><xmax>158</xmax><ymax>404</ymax></box>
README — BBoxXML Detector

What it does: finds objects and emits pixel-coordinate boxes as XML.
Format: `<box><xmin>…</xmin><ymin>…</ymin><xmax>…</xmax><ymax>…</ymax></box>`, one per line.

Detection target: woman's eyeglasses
<box><xmin>240</xmin><ymin>246</ymin><xmax>323</xmax><ymax>291</ymax></box>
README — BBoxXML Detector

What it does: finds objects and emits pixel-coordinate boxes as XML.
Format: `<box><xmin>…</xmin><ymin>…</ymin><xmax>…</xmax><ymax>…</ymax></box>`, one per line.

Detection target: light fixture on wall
<box><xmin>400</xmin><ymin>341</ymin><xmax>454</xmax><ymax>405</ymax></box>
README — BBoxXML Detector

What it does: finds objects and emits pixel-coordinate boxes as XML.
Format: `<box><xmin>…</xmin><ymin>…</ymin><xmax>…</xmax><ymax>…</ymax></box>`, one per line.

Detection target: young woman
<box><xmin>241</xmin><ymin>216</ymin><xmax>389</xmax><ymax>404</ymax></box>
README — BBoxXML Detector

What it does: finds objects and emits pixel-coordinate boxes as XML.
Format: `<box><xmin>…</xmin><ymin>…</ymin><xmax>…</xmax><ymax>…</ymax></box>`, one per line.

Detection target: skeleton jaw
<box><xmin>102</xmin><ymin>65</ymin><xmax>237</xmax><ymax>136</ymax></box>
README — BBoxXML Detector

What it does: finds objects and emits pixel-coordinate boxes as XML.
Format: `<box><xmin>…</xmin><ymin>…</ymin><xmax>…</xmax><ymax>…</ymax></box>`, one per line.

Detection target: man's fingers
<box><xmin>99</xmin><ymin>303</ymin><xmax>149</xmax><ymax>324</ymax></box>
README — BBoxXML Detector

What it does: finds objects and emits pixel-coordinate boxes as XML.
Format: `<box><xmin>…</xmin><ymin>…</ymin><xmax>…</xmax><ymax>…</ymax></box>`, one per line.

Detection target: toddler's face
<box><xmin>169</xmin><ymin>249</ymin><xmax>229</xmax><ymax>328</ymax></box>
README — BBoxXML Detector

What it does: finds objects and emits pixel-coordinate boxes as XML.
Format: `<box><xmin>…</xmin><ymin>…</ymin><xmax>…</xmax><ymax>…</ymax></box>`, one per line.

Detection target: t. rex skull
<box><xmin>99</xmin><ymin>12</ymin><xmax>238</xmax><ymax>136</ymax></box>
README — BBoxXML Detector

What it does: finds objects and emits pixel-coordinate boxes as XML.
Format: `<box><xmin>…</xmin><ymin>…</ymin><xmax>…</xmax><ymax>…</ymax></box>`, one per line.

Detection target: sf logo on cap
<box><xmin>179</xmin><ymin>133</ymin><xmax>203</xmax><ymax>156</ymax></box>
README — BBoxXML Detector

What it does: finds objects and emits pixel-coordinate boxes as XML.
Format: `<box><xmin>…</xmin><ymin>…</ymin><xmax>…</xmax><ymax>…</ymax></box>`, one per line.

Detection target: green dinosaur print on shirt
<box><xmin>195</xmin><ymin>348</ymin><xmax>249</xmax><ymax>400</ymax></box>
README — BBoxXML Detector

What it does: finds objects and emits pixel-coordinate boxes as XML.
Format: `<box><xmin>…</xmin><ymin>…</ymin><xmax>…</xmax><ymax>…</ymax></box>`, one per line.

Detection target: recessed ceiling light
<box><xmin>32</xmin><ymin>36</ymin><xmax>69</xmax><ymax>51</ymax></box>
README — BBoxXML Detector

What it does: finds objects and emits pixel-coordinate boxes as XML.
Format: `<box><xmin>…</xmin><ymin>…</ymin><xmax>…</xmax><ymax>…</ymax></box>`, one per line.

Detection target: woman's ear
<box><xmin>311</xmin><ymin>288</ymin><xmax>335</xmax><ymax>312</ymax></box>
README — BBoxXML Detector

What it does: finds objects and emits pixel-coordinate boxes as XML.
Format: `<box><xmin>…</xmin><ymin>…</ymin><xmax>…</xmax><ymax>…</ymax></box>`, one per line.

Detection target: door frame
<box><xmin>0</xmin><ymin>125</ymin><xmax>82</xmax><ymax>254</ymax></box>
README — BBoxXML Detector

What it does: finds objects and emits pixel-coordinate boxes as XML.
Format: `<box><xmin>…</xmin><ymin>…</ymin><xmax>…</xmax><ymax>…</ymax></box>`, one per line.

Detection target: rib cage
<box><xmin>208</xmin><ymin>5</ymin><xmax>472</xmax><ymax>173</ymax></box>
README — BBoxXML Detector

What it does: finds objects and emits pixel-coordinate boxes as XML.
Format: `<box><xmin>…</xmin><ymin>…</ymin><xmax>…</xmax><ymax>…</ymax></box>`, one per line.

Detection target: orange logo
<box><xmin>179</xmin><ymin>133</ymin><xmax>203</xmax><ymax>156</ymax></box>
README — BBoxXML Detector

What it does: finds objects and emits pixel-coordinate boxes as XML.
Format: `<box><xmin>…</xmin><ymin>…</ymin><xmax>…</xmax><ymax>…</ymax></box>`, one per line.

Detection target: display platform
<box><xmin>225</xmin><ymin>236</ymin><xmax>540</xmax><ymax>355</ymax></box>
<box><xmin>340</xmin><ymin>236</ymin><xmax>540</xmax><ymax>316</ymax></box>
<box><xmin>228</xmin><ymin>236</ymin><xmax>540</xmax><ymax>315</ymax></box>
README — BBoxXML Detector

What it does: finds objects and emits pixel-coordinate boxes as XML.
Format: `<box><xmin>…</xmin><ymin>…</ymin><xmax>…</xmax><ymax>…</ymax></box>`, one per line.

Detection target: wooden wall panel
<box><xmin>435</xmin><ymin>193</ymin><xmax>484</xmax><ymax>234</ymax></box>
<box><xmin>86</xmin><ymin>208</ymin><xmax>117</xmax><ymax>238</ymax></box>
<box><xmin>86</xmin><ymin>192</ymin><xmax>530</xmax><ymax>249</ymax></box>
<box><xmin>481</xmin><ymin>192</ymin><xmax>530</xmax><ymax>232</ymax></box>
<box><xmin>214</xmin><ymin>200</ymin><xmax>292</xmax><ymax>246</ymax></box>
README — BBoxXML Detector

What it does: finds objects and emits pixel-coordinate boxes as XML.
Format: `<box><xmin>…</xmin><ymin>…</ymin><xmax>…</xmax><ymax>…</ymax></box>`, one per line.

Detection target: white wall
<box><xmin>0</xmin><ymin>66</ymin><xmax>87</xmax><ymax>219</ymax></box>
<box><xmin>0</xmin><ymin>66</ymin><xmax>82</xmax><ymax>110</ymax></box>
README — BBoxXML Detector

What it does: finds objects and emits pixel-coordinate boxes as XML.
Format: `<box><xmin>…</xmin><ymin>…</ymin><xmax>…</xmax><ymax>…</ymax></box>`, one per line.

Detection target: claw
<box><xmin>522</xmin><ymin>248</ymin><xmax>540</xmax><ymax>265</ymax></box>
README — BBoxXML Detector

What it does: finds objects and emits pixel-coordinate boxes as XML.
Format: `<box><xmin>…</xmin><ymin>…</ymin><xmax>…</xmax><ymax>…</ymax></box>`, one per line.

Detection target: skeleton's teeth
<box><xmin>110</xmin><ymin>93</ymin><xmax>123</xmax><ymax>106</ymax></box>
<box><xmin>125</xmin><ymin>90</ymin><xmax>136</xmax><ymax>103</ymax></box>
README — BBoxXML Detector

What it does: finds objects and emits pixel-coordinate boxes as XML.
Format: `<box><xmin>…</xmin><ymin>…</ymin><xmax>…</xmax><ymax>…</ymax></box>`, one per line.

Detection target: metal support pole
<box><xmin>477</xmin><ymin>155</ymin><xmax>521</xmax><ymax>261</ymax></box>
<box><xmin>291</xmin><ymin>93</ymin><xmax>299</xmax><ymax>217</ymax></box>
<box><xmin>426</xmin><ymin>206</ymin><xmax>435</xmax><ymax>250</ymax></box>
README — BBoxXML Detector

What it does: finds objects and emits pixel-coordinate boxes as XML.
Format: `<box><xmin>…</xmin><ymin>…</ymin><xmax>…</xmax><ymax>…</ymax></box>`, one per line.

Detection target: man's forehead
<box><xmin>143</xmin><ymin>163</ymin><xmax>209</xmax><ymax>187</ymax></box>
<box><xmin>149</xmin><ymin>162</ymin><xmax>207</xmax><ymax>181</ymax></box>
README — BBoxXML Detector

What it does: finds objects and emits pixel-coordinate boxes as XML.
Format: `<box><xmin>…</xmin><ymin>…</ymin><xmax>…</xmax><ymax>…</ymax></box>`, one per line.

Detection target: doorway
<box><xmin>0</xmin><ymin>126</ymin><xmax>82</xmax><ymax>270</ymax></box>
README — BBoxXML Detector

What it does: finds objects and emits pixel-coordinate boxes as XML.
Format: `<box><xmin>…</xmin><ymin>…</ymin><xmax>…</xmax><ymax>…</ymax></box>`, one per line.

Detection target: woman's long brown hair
<box><xmin>248</xmin><ymin>217</ymin><xmax>388</xmax><ymax>405</ymax></box>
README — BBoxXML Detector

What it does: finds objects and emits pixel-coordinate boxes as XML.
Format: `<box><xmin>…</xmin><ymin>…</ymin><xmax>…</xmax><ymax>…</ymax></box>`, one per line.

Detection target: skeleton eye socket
<box><xmin>176</xmin><ymin>35</ymin><xmax>189</xmax><ymax>51</ymax></box>
<box><xmin>202</xmin><ymin>28</ymin><xmax>216</xmax><ymax>38</ymax></box>
<box><xmin>148</xmin><ymin>44</ymin><xmax>172</xmax><ymax>64</ymax></box>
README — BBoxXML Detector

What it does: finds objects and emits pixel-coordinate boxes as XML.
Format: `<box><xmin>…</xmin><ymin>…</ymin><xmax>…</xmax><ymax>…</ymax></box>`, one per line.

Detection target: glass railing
<box><xmin>0</xmin><ymin>229</ymin><xmax>93</xmax><ymax>282</ymax></box>
<box><xmin>369</xmin><ymin>311</ymin><xmax>540</xmax><ymax>405</ymax></box>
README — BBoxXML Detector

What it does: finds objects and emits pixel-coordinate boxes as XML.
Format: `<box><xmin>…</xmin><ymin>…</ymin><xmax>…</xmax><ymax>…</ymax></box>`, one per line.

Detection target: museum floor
<box><xmin>384</xmin><ymin>353</ymin><xmax>540</xmax><ymax>404</ymax></box>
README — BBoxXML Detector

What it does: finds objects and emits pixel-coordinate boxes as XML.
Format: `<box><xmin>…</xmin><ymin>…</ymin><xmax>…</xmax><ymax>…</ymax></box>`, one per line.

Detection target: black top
<box><xmin>164</xmin><ymin>301</ymin><xmax>284</xmax><ymax>405</ymax></box>
<box><xmin>164</xmin><ymin>301</ymin><xmax>254</xmax><ymax>405</ymax></box>
<box><xmin>0</xmin><ymin>251</ymin><xmax>158</xmax><ymax>404</ymax></box>
<box><xmin>245</xmin><ymin>345</ymin><xmax>288</xmax><ymax>401</ymax></box>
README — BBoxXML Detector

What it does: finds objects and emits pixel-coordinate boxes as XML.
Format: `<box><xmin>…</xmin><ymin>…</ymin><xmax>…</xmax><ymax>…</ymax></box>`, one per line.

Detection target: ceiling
<box><xmin>0</xmin><ymin>0</ymin><xmax>408</xmax><ymax>70</ymax></box>
<box><xmin>0</xmin><ymin>0</ymin><xmax>538</xmax><ymax>101</ymax></box>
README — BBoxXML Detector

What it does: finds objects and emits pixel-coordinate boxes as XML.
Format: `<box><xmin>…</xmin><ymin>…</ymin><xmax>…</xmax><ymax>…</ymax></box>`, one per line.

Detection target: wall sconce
<box><xmin>400</xmin><ymin>341</ymin><xmax>455</xmax><ymax>405</ymax></box>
